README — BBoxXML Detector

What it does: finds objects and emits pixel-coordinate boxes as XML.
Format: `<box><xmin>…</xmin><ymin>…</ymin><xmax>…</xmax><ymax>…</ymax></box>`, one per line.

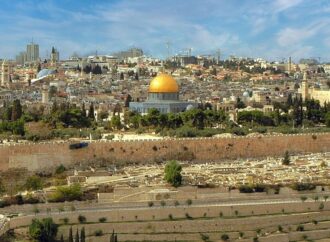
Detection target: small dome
<box><xmin>148</xmin><ymin>73</ymin><xmax>179</xmax><ymax>93</ymax></box>
<box><xmin>243</xmin><ymin>91</ymin><xmax>250</xmax><ymax>97</ymax></box>
<box><xmin>37</xmin><ymin>69</ymin><xmax>56</xmax><ymax>79</ymax></box>
<box><xmin>186</xmin><ymin>104</ymin><xmax>194</xmax><ymax>111</ymax></box>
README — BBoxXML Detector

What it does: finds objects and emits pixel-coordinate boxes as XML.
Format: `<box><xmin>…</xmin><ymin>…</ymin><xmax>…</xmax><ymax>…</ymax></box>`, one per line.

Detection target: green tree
<box><xmin>164</xmin><ymin>160</ymin><xmax>182</xmax><ymax>187</ymax></box>
<box><xmin>88</xmin><ymin>103</ymin><xmax>95</xmax><ymax>120</ymax></box>
<box><xmin>282</xmin><ymin>151</ymin><xmax>291</xmax><ymax>165</ymax></box>
<box><xmin>29</xmin><ymin>218</ymin><xmax>58</xmax><ymax>242</ymax></box>
<box><xmin>25</xmin><ymin>175</ymin><xmax>43</xmax><ymax>191</ymax></box>
<box><xmin>11</xmin><ymin>99</ymin><xmax>22</xmax><ymax>121</ymax></box>
<box><xmin>111</xmin><ymin>115</ymin><xmax>122</xmax><ymax>130</ymax></box>
<box><xmin>80</xmin><ymin>227</ymin><xmax>86</xmax><ymax>242</ymax></box>
<box><xmin>69</xmin><ymin>227</ymin><xmax>73</xmax><ymax>242</ymax></box>
<box><xmin>75</xmin><ymin>228</ymin><xmax>79</xmax><ymax>242</ymax></box>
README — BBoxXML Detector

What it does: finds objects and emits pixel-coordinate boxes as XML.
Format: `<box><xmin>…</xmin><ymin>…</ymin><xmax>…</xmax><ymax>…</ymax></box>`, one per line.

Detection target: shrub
<box><xmin>174</xmin><ymin>200</ymin><xmax>180</xmax><ymax>206</ymax></box>
<box><xmin>168</xmin><ymin>214</ymin><xmax>173</xmax><ymax>220</ymax></box>
<box><xmin>278</xmin><ymin>225</ymin><xmax>283</xmax><ymax>232</ymax></box>
<box><xmin>239</xmin><ymin>185</ymin><xmax>254</xmax><ymax>193</ymax></box>
<box><xmin>49</xmin><ymin>184</ymin><xmax>83</xmax><ymax>202</ymax></box>
<box><xmin>62</xmin><ymin>217</ymin><xmax>69</xmax><ymax>224</ymax></box>
<box><xmin>94</xmin><ymin>229</ymin><xmax>103</xmax><ymax>236</ymax></box>
<box><xmin>148</xmin><ymin>201</ymin><xmax>154</xmax><ymax>207</ymax></box>
<box><xmin>78</xmin><ymin>215</ymin><xmax>86</xmax><ymax>224</ymax></box>
<box><xmin>319</xmin><ymin>203</ymin><xmax>324</xmax><ymax>210</ymax></box>
<box><xmin>185</xmin><ymin>213</ymin><xmax>193</xmax><ymax>219</ymax></box>
<box><xmin>186</xmin><ymin>199</ymin><xmax>192</xmax><ymax>206</ymax></box>
<box><xmin>282</xmin><ymin>151</ymin><xmax>291</xmax><ymax>165</ymax></box>
<box><xmin>160</xmin><ymin>200</ymin><xmax>166</xmax><ymax>207</ymax></box>
<box><xmin>221</xmin><ymin>234</ymin><xmax>229</xmax><ymax>241</ymax></box>
<box><xmin>296</xmin><ymin>224</ymin><xmax>304</xmax><ymax>231</ymax></box>
<box><xmin>99</xmin><ymin>217</ymin><xmax>107</xmax><ymax>223</ymax></box>
<box><xmin>291</xmin><ymin>183</ymin><xmax>316</xmax><ymax>191</ymax></box>
<box><xmin>55</xmin><ymin>164</ymin><xmax>66</xmax><ymax>174</ymax></box>
<box><xmin>25</xmin><ymin>175</ymin><xmax>43</xmax><ymax>191</ymax></box>
<box><xmin>164</xmin><ymin>160</ymin><xmax>182</xmax><ymax>187</ymax></box>
<box><xmin>200</xmin><ymin>233</ymin><xmax>209</xmax><ymax>241</ymax></box>
<box><xmin>300</xmin><ymin>196</ymin><xmax>307</xmax><ymax>202</ymax></box>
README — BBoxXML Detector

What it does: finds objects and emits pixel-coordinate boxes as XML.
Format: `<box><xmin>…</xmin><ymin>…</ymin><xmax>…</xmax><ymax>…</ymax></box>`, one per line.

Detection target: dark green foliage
<box><xmin>99</xmin><ymin>217</ymin><xmax>107</xmax><ymax>223</ymax></box>
<box><xmin>11</xmin><ymin>99</ymin><xmax>23</xmax><ymax>121</ymax></box>
<box><xmin>282</xmin><ymin>151</ymin><xmax>291</xmax><ymax>165</ymax></box>
<box><xmin>25</xmin><ymin>175</ymin><xmax>43</xmax><ymax>191</ymax></box>
<box><xmin>28</xmin><ymin>218</ymin><xmax>58</xmax><ymax>242</ymax></box>
<box><xmin>80</xmin><ymin>227</ymin><xmax>86</xmax><ymax>242</ymax></box>
<box><xmin>239</xmin><ymin>185</ymin><xmax>254</xmax><ymax>193</ymax></box>
<box><xmin>69</xmin><ymin>227</ymin><xmax>73</xmax><ymax>242</ymax></box>
<box><xmin>291</xmin><ymin>183</ymin><xmax>316</xmax><ymax>191</ymax></box>
<box><xmin>110</xmin><ymin>229</ymin><xmax>118</xmax><ymax>242</ymax></box>
<box><xmin>221</xmin><ymin>234</ymin><xmax>229</xmax><ymax>241</ymax></box>
<box><xmin>164</xmin><ymin>160</ymin><xmax>182</xmax><ymax>187</ymax></box>
<box><xmin>94</xmin><ymin>229</ymin><xmax>103</xmax><ymax>236</ymax></box>
<box><xmin>296</xmin><ymin>224</ymin><xmax>304</xmax><ymax>231</ymax></box>
<box><xmin>49</xmin><ymin>184</ymin><xmax>82</xmax><ymax>202</ymax></box>
<box><xmin>55</xmin><ymin>164</ymin><xmax>66</xmax><ymax>174</ymax></box>
<box><xmin>238</xmin><ymin>110</ymin><xmax>274</xmax><ymax>126</ymax></box>
<box><xmin>75</xmin><ymin>228</ymin><xmax>79</xmax><ymax>242</ymax></box>
<box><xmin>78</xmin><ymin>215</ymin><xmax>87</xmax><ymax>224</ymax></box>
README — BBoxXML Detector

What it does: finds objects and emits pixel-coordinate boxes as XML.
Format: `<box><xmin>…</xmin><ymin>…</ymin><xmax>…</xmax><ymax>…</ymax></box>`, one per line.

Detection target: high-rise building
<box><xmin>26</xmin><ymin>42</ymin><xmax>39</xmax><ymax>63</ymax></box>
<box><xmin>15</xmin><ymin>51</ymin><xmax>27</xmax><ymax>65</ymax></box>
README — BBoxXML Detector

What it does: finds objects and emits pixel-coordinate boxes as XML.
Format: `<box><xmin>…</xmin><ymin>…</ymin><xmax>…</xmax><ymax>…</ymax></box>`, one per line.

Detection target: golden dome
<box><xmin>148</xmin><ymin>73</ymin><xmax>179</xmax><ymax>93</ymax></box>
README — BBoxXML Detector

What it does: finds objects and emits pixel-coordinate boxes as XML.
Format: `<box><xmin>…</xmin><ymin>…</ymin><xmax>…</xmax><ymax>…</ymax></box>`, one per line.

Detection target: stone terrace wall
<box><xmin>0</xmin><ymin>133</ymin><xmax>329</xmax><ymax>171</ymax></box>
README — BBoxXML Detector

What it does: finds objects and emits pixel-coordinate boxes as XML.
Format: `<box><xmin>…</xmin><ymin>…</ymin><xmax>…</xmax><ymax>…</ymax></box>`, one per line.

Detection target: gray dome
<box><xmin>243</xmin><ymin>91</ymin><xmax>250</xmax><ymax>97</ymax></box>
<box><xmin>186</xmin><ymin>104</ymin><xmax>194</xmax><ymax>111</ymax></box>
<box><xmin>37</xmin><ymin>69</ymin><xmax>56</xmax><ymax>79</ymax></box>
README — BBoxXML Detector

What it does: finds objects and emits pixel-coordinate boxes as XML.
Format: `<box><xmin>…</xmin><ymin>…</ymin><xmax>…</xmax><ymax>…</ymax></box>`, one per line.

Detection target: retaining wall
<box><xmin>0</xmin><ymin>133</ymin><xmax>329</xmax><ymax>171</ymax></box>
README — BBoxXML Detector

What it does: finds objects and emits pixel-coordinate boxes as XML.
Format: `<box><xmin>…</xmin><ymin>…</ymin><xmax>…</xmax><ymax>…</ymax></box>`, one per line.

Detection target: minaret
<box><xmin>41</xmin><ymin>84</ymin><xmax>50</xmax><ymax>103</ymax></box>
<box><xmin>301</xmin><ymin>71</ymin><xmax>309</xmax><ymax>101</ymax></box>
<box><xmin>1</xmin><ymin>60</ymin><xmax>10</xmax><ymax>86</ymax></box>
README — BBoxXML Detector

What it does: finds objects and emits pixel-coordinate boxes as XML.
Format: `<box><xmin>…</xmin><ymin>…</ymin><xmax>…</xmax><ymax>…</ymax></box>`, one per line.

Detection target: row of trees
<box><xmin>29</xmin><ymin>219</ymin><xmax>119</xmax><ymax>242</ymax></box>
<box><xmin>121</xmin><ymin>108</ymin><xmax>228</xmax><ymax>131</ymax></box>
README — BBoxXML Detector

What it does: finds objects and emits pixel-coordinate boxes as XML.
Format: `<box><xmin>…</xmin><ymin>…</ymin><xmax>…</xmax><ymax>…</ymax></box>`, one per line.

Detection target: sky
<box><xmin>0</xmin><ymin>0</ymin><xmax>330</xmax><ymax>61</ymax></box>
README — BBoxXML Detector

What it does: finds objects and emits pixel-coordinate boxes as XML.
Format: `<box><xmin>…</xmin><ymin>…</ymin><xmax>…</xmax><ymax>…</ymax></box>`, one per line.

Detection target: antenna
<box><xmin>216</xmin><ymin>49</ymin><xmax>221</xmax><ymax>64</ymax></box>
<box><xmin>165</xmin><ymin>41</ymin><xmax>171</xmax><ymax>59</ymax></box>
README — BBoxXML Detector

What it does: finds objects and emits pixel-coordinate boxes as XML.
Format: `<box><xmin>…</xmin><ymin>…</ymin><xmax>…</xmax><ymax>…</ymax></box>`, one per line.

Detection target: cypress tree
<box><xmin>60</xmin><ymin>234</ymin><xmax>64</xmax><ymax>242</ymax></box>
<box><xmin>80</xmin><ymin>227</ymin><xmax>86</xmax><ymax>242</ymax></box>
<box><xmin>11</xmin><ymin>99</ymin><xmax>22</xmax><ymax>121</ymax></box>
<box><xmin>75</xmin><ymin>228</ymin><xmax>79</xmax><ymax>242</ymax></box>
<box><xmin>69</xmin><ymin>227</ymin><xmax>73</xmax><ymax>242</ymax></box>
<box><xmin>81</xmin><ymin>103</ymin><xmax>86</xmax><ymax>117</ymax></box>
<box><xmin>88</xmin><ymin>103</ymin><xmax>95</xmax><ymax>120</ymax></box>
<box><xmin>110</xmin><ymin>229</ymin><xmax>115</xmax><ymax>242</ymax></box>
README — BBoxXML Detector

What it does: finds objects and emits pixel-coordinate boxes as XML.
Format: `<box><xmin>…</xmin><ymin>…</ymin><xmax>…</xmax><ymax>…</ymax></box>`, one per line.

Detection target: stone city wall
<box><xmin>0</xmin><ymin>133</ymin><xmax>329</xmax><ymax>171</ymax></box>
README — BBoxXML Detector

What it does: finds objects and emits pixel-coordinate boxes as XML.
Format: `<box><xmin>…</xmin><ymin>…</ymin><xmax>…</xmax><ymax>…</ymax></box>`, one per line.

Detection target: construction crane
<box><xmin>215</xmin><ymin>49</ymin><xmax>221</xmax><ymax>64</ymax></box>
<box><xmin>183</xmin><ymin>48</ymin><xmax>192</xmax><ymax>57</ymax></box>
<box><xmin>165</xmin><ymin>41</ymin><xmax>172</xmax><ymax>59</ymax></box>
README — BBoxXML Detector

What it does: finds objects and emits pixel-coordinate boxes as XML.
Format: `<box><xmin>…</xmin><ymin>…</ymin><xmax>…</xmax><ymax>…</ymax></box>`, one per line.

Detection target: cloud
<box><xmin>0</xmin><ymin>0</ymin><xmax>329</xmax><ymax>61</ymax></box>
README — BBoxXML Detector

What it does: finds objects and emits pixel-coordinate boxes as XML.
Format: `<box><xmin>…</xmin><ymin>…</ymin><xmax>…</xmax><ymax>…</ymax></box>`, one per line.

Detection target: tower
<box><xmin>41</xmin><ymin>84</ymin><xmax>49</xmax><ymax>103</ymax></box>
<box><xmin>26</xmin><ymin>42</ymin><xmax>39</xmax><ymax>63</ymax></box>
<box><xmin>50</xmin><ymin>46</ymin><xmax>59</xmax><ymax>66</ymax></box>
<box><xmin>1</xmin><ymin>60</ymin><xmax>10</xmax><ymax>86</ymax></box>
<box><xmin>301</xmin><ymin>71</ymin><xmax>309</xmax><ymax>101</ymax></box>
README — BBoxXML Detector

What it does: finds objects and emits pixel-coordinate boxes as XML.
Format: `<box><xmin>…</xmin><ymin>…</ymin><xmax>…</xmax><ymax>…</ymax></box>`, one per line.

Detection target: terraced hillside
<box><xmin>6</xmin><ymin>199</ymin><xmax>330</xmax><ymax>242</ymax></box>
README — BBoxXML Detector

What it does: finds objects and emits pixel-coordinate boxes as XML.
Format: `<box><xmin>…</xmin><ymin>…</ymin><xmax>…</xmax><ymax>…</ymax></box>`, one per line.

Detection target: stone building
<box><xmin>129</xmin><ymin>73</ymin><xmax>197</xmax><ymax>114</ymax></box>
